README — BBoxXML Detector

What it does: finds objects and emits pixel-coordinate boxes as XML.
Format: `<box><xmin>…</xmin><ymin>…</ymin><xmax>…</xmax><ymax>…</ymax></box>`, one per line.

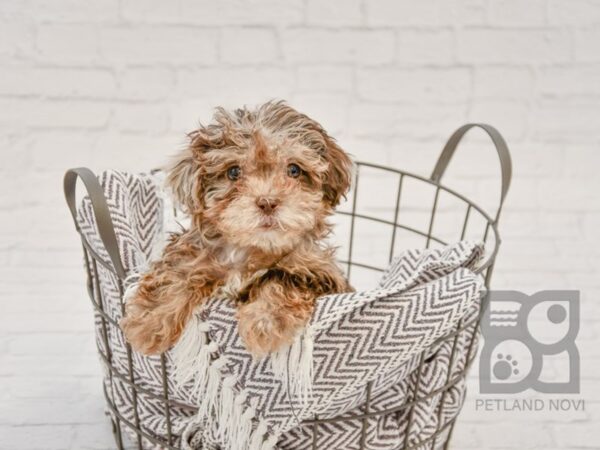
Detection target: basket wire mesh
<box><xmin>64</xmin><ymin>123</ymin><xmax>511</xmax><ymax>450</ymax></box>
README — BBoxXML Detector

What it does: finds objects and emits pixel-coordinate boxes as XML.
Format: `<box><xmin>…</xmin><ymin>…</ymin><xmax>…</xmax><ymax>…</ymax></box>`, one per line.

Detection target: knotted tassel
<box><xmin>297</xmin><ymin>326</ymin><xmax>315</xmax><ymax>405</ymax></box>
<box><xmin>197</xmin><ymin>355</ymin><xmax>229</xmax><ymax>422</ymax></box>
<box><xmin>270</xmin><ymin>327</ymin><xmax>315</xmax><ymax>409</ymax></box>
<box><xmin>173</xmin><ymin>317</ymin><xmax>211</xmax><ymax>388</ymax></box>
<box><xmin>233</xmin><ymin>391</ymin><xmax>253</xmax><ymax>449</ymax></box>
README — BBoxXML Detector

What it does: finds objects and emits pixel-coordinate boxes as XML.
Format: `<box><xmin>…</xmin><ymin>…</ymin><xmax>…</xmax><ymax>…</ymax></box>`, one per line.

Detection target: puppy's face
<box><xmin>202</xmin><ymin>133</ymin><xmax>331</xmax><ymax>252</ymax></box>
<box><xmin>168</xmin><ymin>102</ymin><xmax>352</xmax><ymax>253</ymax></box>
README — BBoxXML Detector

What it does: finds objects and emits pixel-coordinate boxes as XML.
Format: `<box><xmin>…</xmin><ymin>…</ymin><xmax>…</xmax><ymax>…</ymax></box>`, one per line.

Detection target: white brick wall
<box><xmin>1</xmin><ymin>1</ymin><xmax>599</xmax><ymax>449</ymax></box>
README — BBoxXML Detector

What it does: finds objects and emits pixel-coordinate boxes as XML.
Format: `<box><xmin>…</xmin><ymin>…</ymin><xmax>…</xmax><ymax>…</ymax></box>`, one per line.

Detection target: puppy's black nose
<box><xmin>256</xmin><ymin>197</ymin><xmax>279</xmax><ymax>215</ymax></box>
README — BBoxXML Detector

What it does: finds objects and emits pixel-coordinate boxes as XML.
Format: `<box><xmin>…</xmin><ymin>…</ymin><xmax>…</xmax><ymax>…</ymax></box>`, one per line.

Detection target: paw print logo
<box><xmin>494</xmin><ymin>354</ymin><xmax>519</xmax><ymax>380</ymax></box>
<box><xmin>480</xmin><ymin>291</ymin><xmax>579</xmax><ymax>394</ymax></box>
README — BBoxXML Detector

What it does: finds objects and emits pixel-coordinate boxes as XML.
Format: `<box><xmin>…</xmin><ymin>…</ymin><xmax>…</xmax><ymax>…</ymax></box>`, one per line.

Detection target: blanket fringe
<box><xmin>219</xmin><ymin>375</ymin><xmax>237</xmax><ymax>439</ymax></box>
<box><xmin>270</xmin><ymin>326</ymin><xmax>315</xmax><ymax>406</ymax></box>
<box><xmin>198</xmin><ymin>355</ymin><xmax>228</xmax><ymax>421</ymax></box>
<box><xmin>172</xmin><ymin>314</ymin><xmax>213</xmax><ymax>397</ymax></box>
<box><xmin>173</xmin><ymin>313</ymin><xmax>309</xmax><ymax>449</ymax></box>
<box><xmin>233</xmin><ymin>392</ymin><xmax>253</xmax><ymax>448</ymax></box>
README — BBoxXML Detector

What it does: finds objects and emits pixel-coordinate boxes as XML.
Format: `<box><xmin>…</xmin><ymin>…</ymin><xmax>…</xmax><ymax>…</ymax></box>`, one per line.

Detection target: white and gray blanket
<box><xmin>77</xmin><ymin>171</ymin><xmax>484</xmax><ymax>450</ymax></box>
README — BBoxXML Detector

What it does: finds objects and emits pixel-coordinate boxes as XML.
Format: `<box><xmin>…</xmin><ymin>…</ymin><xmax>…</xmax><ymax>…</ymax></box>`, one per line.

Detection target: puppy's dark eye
<box><xmin>227</xmin><ymin>166</ymin><xmax>241</xmax><ymax>181</ymax></box>
<box><xmin>287</xmin><ymin>163</ymin><xmax>301</xmax><ymax>178</ymax></box>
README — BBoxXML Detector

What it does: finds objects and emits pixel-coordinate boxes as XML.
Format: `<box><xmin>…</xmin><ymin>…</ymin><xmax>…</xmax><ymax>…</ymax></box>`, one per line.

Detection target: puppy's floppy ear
<box><xmin>321</xmin><ymin>135</ymin><xmax>353</xmax><ymax>207</ymax></box>
<box><xmin>166</xmin><ymin>146</ymin><xmax>202</xmax><ymax>215</ymax></box>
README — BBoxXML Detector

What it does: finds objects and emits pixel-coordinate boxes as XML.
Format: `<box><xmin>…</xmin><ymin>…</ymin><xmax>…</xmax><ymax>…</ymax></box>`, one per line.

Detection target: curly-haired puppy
<box><xmin>121</xmin><ymin>101</ymin><xmax>353</xmax><ymax>357</ymax></box>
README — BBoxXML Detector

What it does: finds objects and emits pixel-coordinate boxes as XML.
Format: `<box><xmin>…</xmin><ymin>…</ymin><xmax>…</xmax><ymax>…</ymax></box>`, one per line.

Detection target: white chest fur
<box><xmin>216</xmin><ymin>246</ymin><xmax>267</xmax><ymax>301</ymax></box>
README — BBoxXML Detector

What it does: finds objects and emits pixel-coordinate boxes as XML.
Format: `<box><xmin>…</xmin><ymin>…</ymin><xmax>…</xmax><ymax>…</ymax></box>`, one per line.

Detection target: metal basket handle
<box><xmin>430</xmin><ymin>123</ymin><xmax>512</xmax><ymax>223</ymax></box>
<box><xmin>64</xmin><ymin>167</ymin><xmax>126</xmax><ymax>279</ymax></box>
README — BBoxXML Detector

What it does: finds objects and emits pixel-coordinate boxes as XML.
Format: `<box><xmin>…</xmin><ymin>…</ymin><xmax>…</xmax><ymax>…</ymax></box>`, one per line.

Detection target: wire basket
<box><xmin>64</xmin><ymin>123</ymin><xmax>511</xmax><ymax>450</ymax></box>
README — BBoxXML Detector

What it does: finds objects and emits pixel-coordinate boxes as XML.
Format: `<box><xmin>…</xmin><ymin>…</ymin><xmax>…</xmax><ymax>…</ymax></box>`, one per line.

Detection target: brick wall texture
<box><xmin>1</xmin><ymin>0</ymin><xmax>599</xmax><ymax>448</ymax></box>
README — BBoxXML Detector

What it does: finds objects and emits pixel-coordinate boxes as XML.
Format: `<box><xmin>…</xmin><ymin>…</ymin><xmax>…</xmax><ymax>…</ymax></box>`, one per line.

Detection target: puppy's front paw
<box><xmin>237</xmin><ymin>302</ymin><xmax>293</xmax><ymax>358</ymax></box>
<box><xmin>120</xmin><ymin>297</ymin><xmax>175</xmax><ymax>355</ymax></box>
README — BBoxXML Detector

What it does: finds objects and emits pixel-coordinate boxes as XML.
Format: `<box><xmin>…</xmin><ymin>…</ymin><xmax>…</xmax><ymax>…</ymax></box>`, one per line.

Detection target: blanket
<box><xmin>76</xmin><ymin>170</ymin><xmax>484</xmax><ymax>450</ymax></box>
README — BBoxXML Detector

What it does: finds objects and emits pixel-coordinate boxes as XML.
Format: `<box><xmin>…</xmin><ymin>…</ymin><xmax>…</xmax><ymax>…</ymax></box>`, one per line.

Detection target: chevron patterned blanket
<box><xmin>77</xmin><ymin>171</ymin><xmax>484</xmax><ymax>450</ymax></box>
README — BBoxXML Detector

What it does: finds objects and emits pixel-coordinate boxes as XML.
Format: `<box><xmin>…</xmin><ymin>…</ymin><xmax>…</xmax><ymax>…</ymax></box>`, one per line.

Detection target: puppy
<box><xmin>121</xmin><ymin>101</ymin><xmax>353</xmax><ymax>357</ymax></box>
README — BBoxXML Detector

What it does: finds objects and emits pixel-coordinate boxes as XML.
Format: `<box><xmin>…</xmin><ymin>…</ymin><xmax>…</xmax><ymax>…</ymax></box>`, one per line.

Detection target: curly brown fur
<box><xmin>121</xmin><ymin>101</ymin><xmax>353</xmax><ymax>357</ymax></box>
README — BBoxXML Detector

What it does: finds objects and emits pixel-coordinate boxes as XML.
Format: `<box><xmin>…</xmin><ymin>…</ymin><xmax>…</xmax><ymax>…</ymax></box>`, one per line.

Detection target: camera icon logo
<box><xmin>479</xmin><ymin>290</ymin><xmax>579</xmax><ymax>394</ymax></box>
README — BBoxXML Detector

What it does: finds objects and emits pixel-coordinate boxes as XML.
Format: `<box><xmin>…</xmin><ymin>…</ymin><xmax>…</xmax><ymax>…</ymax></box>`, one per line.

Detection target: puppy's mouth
<box><xmin>258</xmin><ymin>215</ymin><xmax>278</xmax><ymax>229</ymax></box>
